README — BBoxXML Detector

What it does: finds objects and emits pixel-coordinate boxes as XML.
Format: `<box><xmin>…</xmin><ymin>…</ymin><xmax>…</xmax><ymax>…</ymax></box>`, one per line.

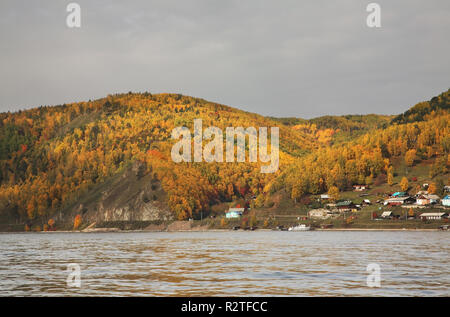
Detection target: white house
<box><xmin>442</xmin><ymin>195</ymin><xmax>450</xmax><ymax>207</ymax></box>
<box><xmin>384</xmin><ymin>196</ymin><xmax>415</xmax><ymax>206</ymax></box>
<box><xmin>424</xmin><ymin>194</ymin><xmax>440</xmax><ymax>204</ymax></box>
<box><xmin>353</xmin><ymin>185</ymin><xmax>368</xmax><ymax>191</ymax></box>
<box><xmin>419</xmin><ymin>212</ymin><xmax>446</xmax><ymax>220</ymax></box>
<box><xmin>308</xmin><ymin>209</ymin><xmax>332</xmax><ymax>219</ymax></box>
<box><xmin>416</xmin><ymin>195</ymin><xmax>430</xmax><ymax>206</ymax></box>
<box><xmin>225</xmin><ymin>208</ymin><xmax>244</xmax><ymax>218</ymax></box>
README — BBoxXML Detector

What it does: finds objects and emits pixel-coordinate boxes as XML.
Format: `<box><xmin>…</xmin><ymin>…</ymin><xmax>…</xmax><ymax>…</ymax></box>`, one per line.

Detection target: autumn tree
<box><xmin>27</xmin><ymin>201</ymin><xmax>35</xmax><ymax>219</ymax></box>
<box><xmin>73</xmin><ymin>214</ymin><xmax>82</xmax><ymax>230</ymax></box>
<box><xmin>405</xmin><ymin>149</ymin><xmax>416</xmax><ymax>167</ymax></box>
<box><xmin>387</xmin><ymin>166</ymin><xmax>394</xmax><ymax>186</ymax></box>
<box><xmin>400</xmin><ymin>177</ymin><xmax>409</xmax><ymax>192</ymax></box>
<box><xmin>327</xmin><ymin>186</ymin><xmax>340</xmax><ymax>202</ymax></box>
<box><xmin>291</xmin><ymin>181</ymin><xmax>304</xmax><ymax>203</ymax></box>
<box><xmin>428</xmin><ymin>183</ymin><xmax>437</xmax><ymax>194</ymax></box>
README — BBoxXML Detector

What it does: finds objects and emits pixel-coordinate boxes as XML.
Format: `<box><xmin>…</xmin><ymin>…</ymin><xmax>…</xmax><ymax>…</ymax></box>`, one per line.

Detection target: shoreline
<box><xmin>0</xmin><ymin>227</ymin><xmax>446</xmax><ymax>234</ymax></box>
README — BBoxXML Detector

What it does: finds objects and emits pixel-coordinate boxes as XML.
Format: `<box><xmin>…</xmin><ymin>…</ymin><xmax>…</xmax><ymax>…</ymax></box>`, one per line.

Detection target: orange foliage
<box><xmin>73</xmin><ymin>214</ymin><xmax>82</xmax><ymax>230</ymax></box>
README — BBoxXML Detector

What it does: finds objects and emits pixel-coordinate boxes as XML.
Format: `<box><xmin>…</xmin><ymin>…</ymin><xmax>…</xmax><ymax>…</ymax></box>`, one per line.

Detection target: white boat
<box><xmin>288</xmin><ymin>224</ymin><xmax>311</xmax><ymax>231</ymax></box>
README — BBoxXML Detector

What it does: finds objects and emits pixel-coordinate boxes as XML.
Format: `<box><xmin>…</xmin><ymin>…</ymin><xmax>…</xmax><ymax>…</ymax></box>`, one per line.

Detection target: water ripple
<box><xmin>0</xmin><ymin>231</ymin><xmax>449</xmax><ymax>296</ymax></box>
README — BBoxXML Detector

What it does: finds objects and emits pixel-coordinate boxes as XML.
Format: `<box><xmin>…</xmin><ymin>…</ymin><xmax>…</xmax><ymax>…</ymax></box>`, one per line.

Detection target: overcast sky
<box><xmin>0</xmin><ymin>0</ymin><xmax>449</xmax><ymax>118</ymax></box>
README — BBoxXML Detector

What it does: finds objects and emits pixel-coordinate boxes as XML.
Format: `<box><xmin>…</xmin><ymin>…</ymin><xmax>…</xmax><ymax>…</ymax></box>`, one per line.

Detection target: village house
<box><xmin>380</xmin><ymin>211</ymin><xmax>393</xmax><ymax>219</ymax></box>
<box><xmin>353</xmin><ymin>185</ymin><xmax>368</xmax><ymax>191</ymax></box>
<box><xmin>424</xmin><ymin>194</ymin><xmax>440</xmax><ymax>204</ymax></box>
<box><xmin>419</xmin><ymin>212</ymin><xmax>447</xmax><ymax>220</ymax></box>
<box><xmin>442</xmin><ymin>195</ymin><xmax>450</xmax><ymax>207</ymax></box>
<box><xmin>416</xmin><ymin>195</ymin><xmax>430</xmax><ymax>206</ymax></box>
<box><xmin>384</xmin><ymin>196</ymin><xmax>415</xmax><ymax>206</ymax></box>
<box><xmin>308</xmin><ymin>208</ymin><xmax>338</xmax><ymax>219</ymax></box>
<box><xmin>416</xmin><ymin>194</ymin><xmax>440</xmax><ymax>206</ymax></box>
<box><xmin>225</xmin><ymin>208</ymin><xmax>244</xmax><ymax>218</ymax></box>
<box><xmin>335</xmin><ymin>201</ymin><xmax>358</xmax><ymax>212</ymax></box>
<box><xmin>308</xmin><ymin>209</ymin><xmax>329</xmax><ymax>219</ymax></box>
<box><xmin>320</xmin><ymin>194</ymin><xmax>330</xmax><ymax>200</ymax></box>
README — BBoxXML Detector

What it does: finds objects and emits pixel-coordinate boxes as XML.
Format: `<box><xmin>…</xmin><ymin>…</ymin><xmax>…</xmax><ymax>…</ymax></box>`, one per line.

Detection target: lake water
<box><xmin>0</xmin><ymin>231</ymin><xmax>448</xmax><ymax>296</ymax></box>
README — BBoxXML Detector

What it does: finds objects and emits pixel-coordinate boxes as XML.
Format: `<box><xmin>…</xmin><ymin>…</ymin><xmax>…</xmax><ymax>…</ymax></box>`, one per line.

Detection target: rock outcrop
<box><xmin>78</xmin><ymin>161</ymin><xmax>173</xmax><ymax>225</ymax></box>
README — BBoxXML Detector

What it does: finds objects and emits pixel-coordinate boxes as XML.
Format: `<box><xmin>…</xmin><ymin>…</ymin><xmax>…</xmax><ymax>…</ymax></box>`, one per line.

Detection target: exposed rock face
<box><xmin>82</xmin><ymin>161</ymin><xmax>173</xmax><ymax>223</ymax></box>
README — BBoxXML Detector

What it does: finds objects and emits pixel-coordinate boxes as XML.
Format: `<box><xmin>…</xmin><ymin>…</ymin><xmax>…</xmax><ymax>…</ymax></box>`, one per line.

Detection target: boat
<box><xmin>288</xmin><ymin>224</ymin><xmax>311</xmax><ymax>231</ymax></box>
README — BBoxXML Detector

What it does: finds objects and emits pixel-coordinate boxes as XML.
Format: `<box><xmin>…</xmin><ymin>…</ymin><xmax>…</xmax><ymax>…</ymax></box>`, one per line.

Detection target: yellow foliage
<box><xmin>428</xmin><ymin>183</ymin><xmax>437</xmax><ymax>194</ymax></box>
<box><xmin>328</xmin><ymin>186</ymin><xmax>340</xmax><ymax>202</ymax></box>
<box><xmin>400</xmin><ymin>177</ymin><xmax>409</xmax><ymax>192</ymax></box>
<box><xmin>0</xmin><ymin>91</ymin><xmax>448</xmax><ymax>225</ymax></box>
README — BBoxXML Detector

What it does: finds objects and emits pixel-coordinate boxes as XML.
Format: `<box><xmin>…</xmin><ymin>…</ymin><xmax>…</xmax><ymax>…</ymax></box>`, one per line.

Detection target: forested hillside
<box><xmin>392</xmin><ymin>89</ymin><xmax>450</xmax><ymax>124</ymax></box>
<box><xmin>272</xmin><ymin>113</ymin><xmax>391</xmax><ymax>146</ymax></box>
<box><xmin>281</xmin><ymin>113</ymin><xmax>449</xmax><ymax>201</ymax></box>
<box><xmin>0</xmin><ymin>93</ymin><xmax>313</xmax><ymax>225</ymax></box>
<box><xmin>0</xmin><ymin>90</ymin><xmax>448</xmax><ymax>230</ymax></box>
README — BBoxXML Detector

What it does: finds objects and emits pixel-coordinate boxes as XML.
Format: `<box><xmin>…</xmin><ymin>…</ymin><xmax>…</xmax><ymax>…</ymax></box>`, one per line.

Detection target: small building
<box><xmin>380</xmin><ymin>211</ymin><xmax>393</xmax><ymax>219</ymax></box>
<box><xmin>416</xmin><ymin>194</ymin><xmax>439</xmax><ymax>205</ymax></box>
<box><xmin>419</xmin><ymin>212</ymin><xmax>446</xmax><ymax>220</ymax></box>
<box><xmin>442</xmin><ymin>195</ymin><xmax>450</xmax><ymax>207</ymax></box>
<box><xmin>384</xmin><ymin>196</ymin><xmax>415</xmax><ymax>206</ymax></box>
<box><xmin>416</xmin><ymin>195</ymin><xmax>430</xmax><ymax>206</ymax></box>
<box><xmin>320</xmin><ymin>194</ymin><xmax>330</xmax><ymax>200</ymax></box>
<box><xmin>335</xmin><ymin>201</ymin><xmax>357</xmax><ymax>212</ymax></box>
<box><xmin>225</xmin><ymin>208</ymin><xmax>244</xmax><ymax>218</ymax></box>
<box><xmin>308</xmin><ymin>208</ymin><xmax>333</xmax><ymax>219</ymax></box>
<box><xmin>424</xmin><ymin>194</ymin><xmax>440</xmax><ymax>204</ymax></box>
<box><xmin>353</xmin><ymin>185</ymin><xmax>368</xmax><ymax>191</ymax></box>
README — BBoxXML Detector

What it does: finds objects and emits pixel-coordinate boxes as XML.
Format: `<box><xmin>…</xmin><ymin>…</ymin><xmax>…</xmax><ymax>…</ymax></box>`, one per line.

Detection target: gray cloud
<box><xmin>0</xmin><ymin>0</ymin><xmax>449</xmax><ymax>118</ymax></box>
